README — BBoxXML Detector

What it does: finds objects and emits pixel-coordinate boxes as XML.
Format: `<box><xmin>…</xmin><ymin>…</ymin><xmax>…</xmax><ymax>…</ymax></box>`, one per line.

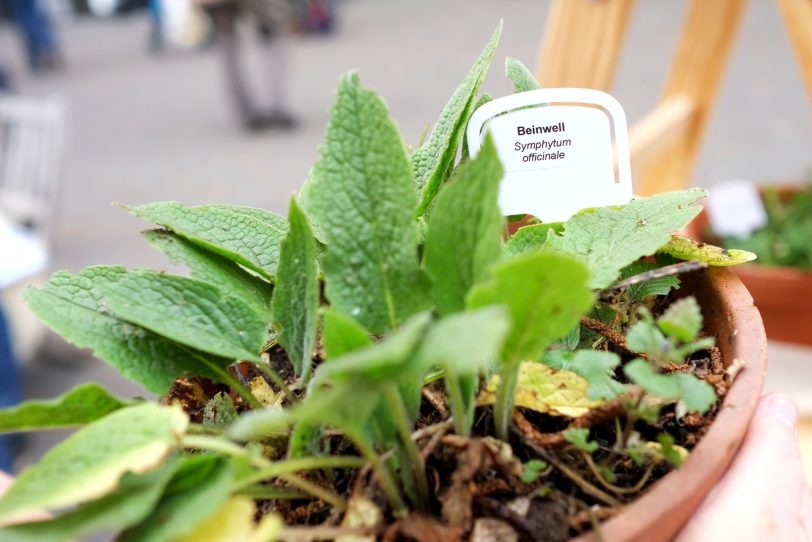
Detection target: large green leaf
<box><xmin>0</xmin><ymin>458</ymin><xmax>183</xmax><ymax>542</ymax></box>
<box><xmin>413</xmin><ymin>22</ymin><xmax>502</xmax><ymax>215</ymax></box>
<box><xmin>97</xmin><ymin>269</ymin><xmax>267</xmax><ymax>362</ymax></box>
<box><xmin>143</xmin><ymin>229</ymin><xmax>273</xmax><ymax>319</ymax></box>
<box><xmin>303</xmin><ymin>72</ymin><xmax>429</xmax><ymax>333</ymax></box>
<box><xmin>0</xmin><ymin>383</ymin><xmax>129</xmax><ymax>433</ymax></box>
<box><xmin>512</xmin><ymin>190</ymin><xmax>707</xmax><ymax>288</ymax></box>
<box><xmin>424</xmin><ymin>136</ymin><xmax>504</xmax><ymax>315</ymax></box>
<box><xmin>271</xmin><ymin>198</ymin><xmax>319</xmax><ymax>381</ymax></box>
<box><xmin>129</xmin><ymin>202</ymin><xmax>288</xmax><ymax>279</ymax></box>
<box><xmin>0</xmin><ymin>404</ymin><xmax>188</xmax><ymax>526</ymax></box>
<box><xmin>468</xmin><ymin>251</ymin><xmax>593</xmax><ymax>436</ymax></box>
<box><xmin>322</xmin><ymin>307</ymin><xmax>371</xmax><ymax>360</ymax></box>
<box><xmin>23</xmin><ymin>267</ymin><xmax>232</xmax><ymax>394</ymax></box>
<box><xmin>119</xmin><ymin>457</ymin><xmax>233</xmax><ymax>542</ymax></box>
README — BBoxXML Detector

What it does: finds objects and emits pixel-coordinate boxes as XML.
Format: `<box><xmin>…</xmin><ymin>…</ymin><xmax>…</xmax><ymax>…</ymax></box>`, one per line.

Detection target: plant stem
<box><xmin>180</xmin><ymin>435</ymin><xmax>347</xmax><ymax>510</ymax></box>
<box><xmin>236</xmin><ymin>485</ymin><xmax>310</xmax><ymax>500</ymax></box>
<box><xmin>344</xmin><ymin>426</ymin><xmax>408</xmax><ymax>517</ymax></box>
<box><xmin>234</xmin><ymin>456</ymin><xmax>367</xmax><ymax>490</ymax></box>
<box><xmin>444</xmin><ymin>369</ymin><xmax>470</xmax><ymax>436</ymax></box>
<box><xmin>495</xmin><ymin>362</ymin><xmax>520</xmax><ymax>440</ymax></box>
<box><xmin>385</xmin><ymin>386</ymin><xmax>430</xmax><ymax>513</ymax></box>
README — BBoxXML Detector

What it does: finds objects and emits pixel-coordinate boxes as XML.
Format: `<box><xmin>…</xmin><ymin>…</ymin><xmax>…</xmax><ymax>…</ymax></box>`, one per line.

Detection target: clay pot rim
<box><xmin>570</xmin><ymin>266</ymin><xmax>768</xmax><ymax>542</ymax></box>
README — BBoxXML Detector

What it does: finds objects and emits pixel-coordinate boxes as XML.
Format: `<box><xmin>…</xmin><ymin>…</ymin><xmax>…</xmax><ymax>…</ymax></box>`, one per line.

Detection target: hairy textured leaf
<box><xmin>119</xmin><ymin>457</ymin><xmax>233</xmax><ymax>542</ymax></box>
<box><xmin>477</xmin><ymin>362</ymin><xmax>602</xmax><ymax>417</ymax></box>
<box><xmin>304</xmin><ymin>73</ymin><xmax>429</xmax><ymax>333</ymax></box>
<box><xmin>505</xmin><ymin>57</ymin><xmax>541</xmax><ymax>93</ymax></box>
<box><xmin>506</xmin><ymin>223</ymin><xmax>563</xmax><ymax>256</ymax></box>
<box><xmin>130</xmin><ymin>202</ymin><xmax>287</xmax><ymax>279</ymax></box>
<box><xmin>538</xmin><ymin>190</ymin><xmax>707</xmax><ymax>288</ymax></box>
<box><xmin>23</xmin><ymin>267</ymin><xmax>231</xmax><ymax>394</ymax></box>
<box><xmin>0</xmin><ymin>458</ymin><xmax>183</xmax><ymax>542</ymax></box>
<box><xmin>414</xmin><ymin>22</ymin><xmax>501</xmax><ymax>215</ymax></box>
<box><xmin>623</xmin><ymin>359</ymin><xmax>716</xmax><ymax>413</ymax></box>
<box><xmin>0</xmin><ymin>404</ymin><xmax>188</xmax><ymax>525</ymax></box>
<box><xmin>323</xmin><ymin>307</ymin><xmax>371</xmax><ymax>360</ymax></box>
<box><xmin>0</xmin><ymin>383</ymin><xmax>129</xmax><ymax>433</ymax></box>
<box><xmin>626</xmin><ymin>320</ymin><xmax>668</xmax><ymax>358</ymax></box>
<box><xmin>143</xmin><ymin>229</ymin><xmax>272</xmax><ymax>319</ymax></box>
<box><xmin>658</xmin><ymin>297</ymin><xmax>702</xmax><ymax>342</ymax></box>
<box><xmin>424</xmin><ymin>136</ymin><xmax>504</xmax><ymax>315</ymax></box>
<box><xmin>272</xmin><ymin>198</ymin><xmax>319</xmax><ymax>380</ymax></box>
<box><xmin>621</xmin><ymin>260</ymin><xmax>681</xmax><ymax>300</ymax></box>
<box><xmin>98</xmin><ymin>270</ymin><xmax>267</xmax><ymax>362</ymax></box>
<box><xmin>660</xmin><ymin>233</ymin><xmax>757</xmax><ymax>266</ymax></box>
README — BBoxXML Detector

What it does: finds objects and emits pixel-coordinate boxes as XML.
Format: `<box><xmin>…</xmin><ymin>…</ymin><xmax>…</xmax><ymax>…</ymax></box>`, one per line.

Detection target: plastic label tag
<box><xmin>466</xmin><ymin>88</ymin><xmax>633</xmax><ymax>222</ymax></box>
<box><xmin>705</xmin><ymin>179</ymin><xmax>767</xmax><ymax>238</ymax></box>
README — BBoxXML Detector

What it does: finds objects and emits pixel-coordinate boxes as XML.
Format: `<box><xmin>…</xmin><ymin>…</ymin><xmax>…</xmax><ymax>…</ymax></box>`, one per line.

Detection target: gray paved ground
<box><xmin>1</xmin><ymin>0</ymin><xmax>811</xmax><ymax>469</ymax></box>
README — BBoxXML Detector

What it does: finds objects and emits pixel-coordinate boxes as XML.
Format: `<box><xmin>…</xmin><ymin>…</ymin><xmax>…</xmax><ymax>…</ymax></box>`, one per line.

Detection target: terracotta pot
<box><xmin>571</xmin><ymin>266</ymin><xmax>767</xmax><ymax>542</ymax></box>
<box><xmin>687</xmin><ymin>187</ymin><xmax>812</xmax><ymax>346</ymax></box>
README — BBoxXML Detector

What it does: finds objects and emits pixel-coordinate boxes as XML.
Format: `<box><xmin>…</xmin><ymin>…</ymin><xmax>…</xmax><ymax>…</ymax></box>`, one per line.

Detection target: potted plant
<box><xmin>0</xmin><ymin>25</ymin><xmax>766</xmax><ymax>542</ymax></box>
<box><xmin>688</xmin><ymin>182</ymin><xmax>812</xmax><ymax>346</ymax></box>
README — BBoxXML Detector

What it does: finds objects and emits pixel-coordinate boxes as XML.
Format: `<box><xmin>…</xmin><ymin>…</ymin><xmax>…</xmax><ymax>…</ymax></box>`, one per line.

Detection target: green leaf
<box><xmin>519</xmin><ymin>459</ymin><xmax>547</xmax><ymax>484</ymax></box>
<box><xmin>627</xmin><ymin>322</ymin><xmax>667</xmax><ymax>362</ymax></box>
<box><xmin>414</xmin><ymin>22</ymin><xmax>502</xmax><ymax>215</ymax></box>
<box><xmin>546</xmin><ymin>189</ymin><xmax>707</xmax><ymax>288</ymax></box>
<box><xmin>97</xmin><ymin>269</ymin><xmax>267</xmax><ymax>362</ymax></box>
<box><xmin>119</xmin><ymin>457</ymin><xmax>233</xmax><ymax>542</ymax></box>
<box><xmin>304</xmin><ymin>72</ymin><xmax>429</xmax><ymax>333</ymax></box>
<box><xmin>563</xmin><ymin>428</ymin><xmax>599</xmax><ymax>453</ymax></box>
<box><xmin>623</xmin><ymin>359</ymin><xmax>716</xmax><ymax>413</ymax></box>
<box><xmin>505</xmin><ymin>57</ymin><xmax>541</xmax><ymax>93</ymax></box>
<box><xmin>468</xmin><ymin>251</ymin><xmax>593</xmax><ymax>437</ymax></box>
<box><xmin>659</xmin><ymin>233</ymin><xmax>757</xmax><ymax>266</ymax></box>
<box><xmin>460</xmin><ymin>93</ymin><xmax>493</xmax><ymax>160</ymax></box>
<box><xmin>0</xmin><ymin>403</ymin><xmax>188</xmax><ymax>525</ymax></box>
<box><xmin>143</xmin><ymin>229</ymin><xmax>273</xmax><ymax>319</ymax></box>
<box><xmin>203</xmin><ymin>393</ymin><xmax>239</xmax><ymax>430</ymax></box>
<box><xmin>657</xmin><ymin>297</ymin><xmax>703</xmax><ymax>342</ymax></box>
<box><xmin>322</xmin><ymin>307</ymin><xmax>371</xmax><ymax>360</ymax></box>
<box><xmin>129</xmin><ymin>202</ymin><xmax>288</xmax><ymax>279</ymax></box>
<box><xmin>0</xmin><ymin>383</ymin><xmax>129</xmax><ymax>433</ymax></box>
<box><xmin>620</xmin><ymin>260</ymin><xmax>681</xmax><ymax>300</ymax></box>
<box><xmin>415</xmin><ymin>306</ymin><xmax>509</xmax><ymax>375</ymax></box>
<box><xmin>23</xmin><ymin>267</ymin><xmax>231</xmax><ymax>394</ymax></box>
<box><xmin>505</xmin><ymin>223</ymin><xmax>564</xmax><ymax>256</ymax></box>
<box><xmin>0</xmin><ymin>458</ymin><xmax>184</xmax><ymax>542</ymax></box>
<box><xmin>657</xmin><ymin>433</ymin><xmax>684</xmax><ymax>467</ymax></box>
<box><xmin>569</xmin><ymin>350</ymin><xmax>626</xmax><ymax>400</ymax></box>
<box><xmin>424</xmin><ymin>135</ymin><xmax>504</xmax><ymax>315</ymax></box>
<box><xmin>271</xmin><ymin>197</ymin><xmax>320</xmax><ymax>380</ymax></box>
<box><xmin>468</xmin><ymin>251</ymin><xmax>593</xmax><ymax>365</ymax></box>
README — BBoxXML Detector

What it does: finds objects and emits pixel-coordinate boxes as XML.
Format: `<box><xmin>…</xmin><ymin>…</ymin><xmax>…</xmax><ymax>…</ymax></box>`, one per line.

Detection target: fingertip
<box><xmin>756</xmin><ymin>393</ymin><xmax>799</xmax><ymax>437</ymax></box>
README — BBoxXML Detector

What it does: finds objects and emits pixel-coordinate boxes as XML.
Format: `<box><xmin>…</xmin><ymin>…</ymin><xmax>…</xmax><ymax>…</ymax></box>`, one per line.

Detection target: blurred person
<box><xmin>0</xmin><ymin>304</ymin><xmax>21</xmax><ymax>472</ymax></box>
<box><xmin>5</xmin><ymin>0</ymin><xmax>64</xmax><ymax>73</ymax></box>
<box><xmin>198</xmin><ymin>0</ymin><xmax>296</xmax><ymax>131</ymax></box>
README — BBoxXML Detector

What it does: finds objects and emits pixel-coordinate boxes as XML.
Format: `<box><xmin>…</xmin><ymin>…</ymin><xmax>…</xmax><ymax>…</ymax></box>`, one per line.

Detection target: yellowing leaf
<box><xmin>659</xmin><ymin>233</ymin><xmax>757</xmax><ymax>266</ymax></box>
<box><xmin>174</xmin><ymin>497</ymin><xmax>283</xmax><ymax>542</ymax></box>
<box><xmin>476</xmin><ymin>362</ymin><xmax>603</xmax><ymax>417</ymax></box>
<box><xmin>249</xmin><ymin>376</ymin><xmax>283</xmax><ymax>408</ymax></box>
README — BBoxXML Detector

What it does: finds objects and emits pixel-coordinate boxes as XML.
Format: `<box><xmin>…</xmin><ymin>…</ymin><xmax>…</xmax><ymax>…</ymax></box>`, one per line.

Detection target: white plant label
<box><xmin>466</xmin><ymin>88</ymin><xmax>633</xmax><ymax>222</ymax></box>
<box><xmin>705</xmin><ymin>179</ymin><xmax>767</xmax><ymax>238</ymax></box>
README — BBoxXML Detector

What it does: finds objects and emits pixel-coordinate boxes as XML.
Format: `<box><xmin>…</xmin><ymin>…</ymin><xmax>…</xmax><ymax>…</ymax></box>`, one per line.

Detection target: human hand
<box><xmin>677</xmin><ymin>393</ymin><xmax>812</xmax><ymax>541</ymax></box>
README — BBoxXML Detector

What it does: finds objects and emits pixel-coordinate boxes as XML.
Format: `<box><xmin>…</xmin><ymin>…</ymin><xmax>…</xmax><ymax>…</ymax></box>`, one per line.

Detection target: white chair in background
<box><xmin>0</xmin><ymin>94</ymin><xmax>66</xmax><ymax>363</ymax></box>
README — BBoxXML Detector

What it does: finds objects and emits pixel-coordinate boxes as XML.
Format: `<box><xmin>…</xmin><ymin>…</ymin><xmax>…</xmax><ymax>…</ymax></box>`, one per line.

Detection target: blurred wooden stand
<box><xmin>535</xmin><ymin>0</ymin><xmax>812</xmax><ymax>195</ymax></box>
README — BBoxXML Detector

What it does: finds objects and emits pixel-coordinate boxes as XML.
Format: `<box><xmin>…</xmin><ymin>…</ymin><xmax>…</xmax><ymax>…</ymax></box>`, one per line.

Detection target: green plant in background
<box><xmin>0</xmin><ymin>24</ymin><xmax>756</xmax><ymax>542</ymax></box>
<box><xmin>721</xmin><ymin>182</ymin><xmax>812</xmax><ymax>268</ymax></box>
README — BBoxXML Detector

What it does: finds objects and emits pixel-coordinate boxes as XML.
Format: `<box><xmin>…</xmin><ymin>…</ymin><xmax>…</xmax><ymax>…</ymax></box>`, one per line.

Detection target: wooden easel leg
<box><xmin>777</xmin><ymin>0</ymin><xmax>812</xmax><ymax>105</ymax></box>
